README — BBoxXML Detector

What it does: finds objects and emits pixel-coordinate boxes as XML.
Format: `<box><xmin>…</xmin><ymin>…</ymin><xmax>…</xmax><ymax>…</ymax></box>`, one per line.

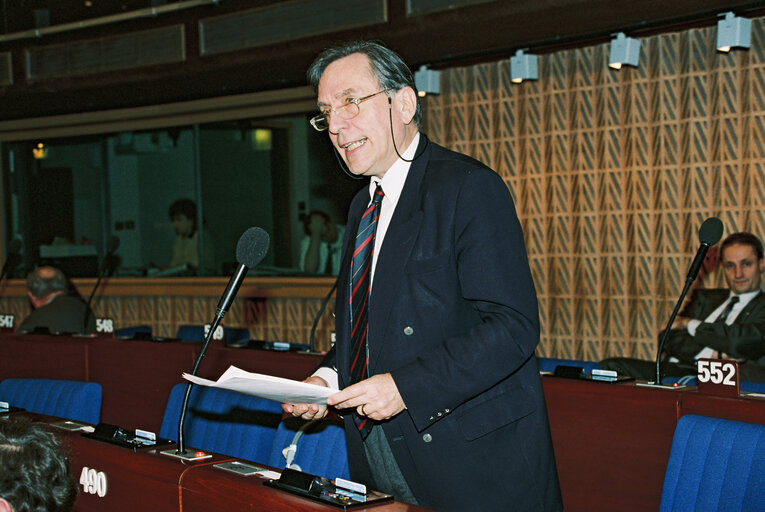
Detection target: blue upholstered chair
<box><xmin>537</xmin><ymin>357</ymin><xmax>601</xmax><ymax>374</ymax></box>
<box><xmin>268</xmin><ymin>417</ymin><xmax>350</xmax><ymax>480</ymax></box>
<box><xmin>659</xmin><ymin>414</ymin><xmax>765</xmax><ymax>511</ymax></box>
<box><xmin>159</xmin><ymin>383</ymin><xmax>282</xmax><ymax>464</ymax></box>
<box><xmin>0</xmin><ymin>378</ymin><xmax>102</xmax><ymax>424</ymax></box>
<box><xmin>741</xmin><ymin>381</ymin><xmax>765</xmax><ymax>394</ymax></box>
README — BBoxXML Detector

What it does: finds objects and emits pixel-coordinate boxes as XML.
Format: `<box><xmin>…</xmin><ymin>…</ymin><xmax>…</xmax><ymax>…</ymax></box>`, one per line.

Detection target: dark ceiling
<box><xmin>0</xmin><ymin>0</ymin><xmax>762</xmax><ymax>121</ymax></box>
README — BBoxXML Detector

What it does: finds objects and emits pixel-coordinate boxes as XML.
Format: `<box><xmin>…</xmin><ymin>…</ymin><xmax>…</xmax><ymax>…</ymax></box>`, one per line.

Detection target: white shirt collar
<box><xmin>368</xmin><ymin>132</ymin><xmax>420</xmax><ymax>205</ymax></box>
<box><xmin>728</xmin><ymin>289</ymin><xmax>761</xmax><ymax>305</ymax></box>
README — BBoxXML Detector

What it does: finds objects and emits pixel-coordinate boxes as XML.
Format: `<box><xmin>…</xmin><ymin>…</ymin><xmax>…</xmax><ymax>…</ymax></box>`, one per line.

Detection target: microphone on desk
<box><xmin>654</xmin><ymin>217</ymin><xmax>724</xmax><ymax>385</ymax></box>
<box><xmin>0</xmin><ymin>239</ymin><xmax>22</xmax><ymax>284</ymax></box>
<box><xmin>168</xmin><ymin>227</ymin><xmax>270</xmax><ymax>460</ymax></box>
<box><xmin>83</xmin><ymin>235</ymin><xmax>120</xmax><ymax>334</ymax></box>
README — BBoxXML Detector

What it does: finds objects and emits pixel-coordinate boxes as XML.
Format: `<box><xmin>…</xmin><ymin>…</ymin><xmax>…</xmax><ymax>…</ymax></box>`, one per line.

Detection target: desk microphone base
<box><xmin>160</xmin><ymin>448</ymin><xmax>213</xmax><ymax>461</ymax></box>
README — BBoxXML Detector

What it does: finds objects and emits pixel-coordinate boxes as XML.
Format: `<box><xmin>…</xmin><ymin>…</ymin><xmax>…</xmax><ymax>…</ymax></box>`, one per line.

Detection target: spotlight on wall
<box><xmin>608</xmin><ymin>32</ymin><xmax>641</xmax><ymax>69</ymax></box>
<box><xmin>716</xmin><ymin>11</ymin><xmax>751</xmax><ymax>52</ymax></box>
<box><xmin>510</xmin><ymin>49</ymin><xmax>538</xmax><ymax>83</ymax></box>
<box><xmin>414</xmin><ymin>65</ymin><xmax>440</xmax><ymax>97</ymax></box>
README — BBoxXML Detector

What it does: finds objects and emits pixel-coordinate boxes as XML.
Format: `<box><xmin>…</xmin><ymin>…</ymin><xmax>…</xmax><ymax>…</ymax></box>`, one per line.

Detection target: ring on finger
<box><xmin>361</xmin><ymin>403</ymin><xmax>368</xmax><ymax>416</ymax></box>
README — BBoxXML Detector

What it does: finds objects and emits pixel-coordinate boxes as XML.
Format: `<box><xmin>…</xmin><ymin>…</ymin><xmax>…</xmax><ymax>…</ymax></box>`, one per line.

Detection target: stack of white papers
<box><xmin>183</xmin><ymin>365</ymin><xmax>333</xmax><ymax>404</ymax></box>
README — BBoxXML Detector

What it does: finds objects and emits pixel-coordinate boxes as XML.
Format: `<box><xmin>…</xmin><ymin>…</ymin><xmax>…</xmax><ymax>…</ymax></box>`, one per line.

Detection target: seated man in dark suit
<box><xmin>602</xmin><ymin>232</ymin><xmax>765</xmax><ymax>382</ymax></box>
<box><xmin>17</xmin><ymin>266</ymin><xmax>96</xmax><ymax>335</ymax></box>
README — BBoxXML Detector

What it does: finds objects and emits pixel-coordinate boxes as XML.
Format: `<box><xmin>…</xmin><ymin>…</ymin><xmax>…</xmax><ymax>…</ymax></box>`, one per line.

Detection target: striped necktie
<box><xmin>349</xmin><ymin>184</ymin><xmax>384</xmax><ymax>437</ymax></box>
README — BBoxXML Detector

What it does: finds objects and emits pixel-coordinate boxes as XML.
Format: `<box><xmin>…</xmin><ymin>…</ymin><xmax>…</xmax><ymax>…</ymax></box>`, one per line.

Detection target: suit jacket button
<box><xmin>403</xmin><ymin>326</ymin><xmax>414</xmax><ymax>335</ymax></box>
<box><xmin>422</xmin><ymin>433</ymin><xmax>433</xmax><ymax>443</ymax></box>
<box><xmin>437</xmin><ymin>412</ymin><xmax>442</xmax><ymax>417</ymax></box>
<box><xmin>429</xmin><ymin>416</ymin><xmax>435</xmax><ymax>421</ymax></box>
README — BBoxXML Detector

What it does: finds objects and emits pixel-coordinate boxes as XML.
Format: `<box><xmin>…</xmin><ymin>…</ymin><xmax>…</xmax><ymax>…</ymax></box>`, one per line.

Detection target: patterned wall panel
<box><xmin>423</xmin><ymin>17</ymin><xmax>765</xmax><ymax>361</ymax></box>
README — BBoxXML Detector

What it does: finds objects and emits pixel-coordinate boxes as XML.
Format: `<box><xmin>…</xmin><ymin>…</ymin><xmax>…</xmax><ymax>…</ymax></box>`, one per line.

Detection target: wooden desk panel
<box><xmin>87</xmin><ymin>338</ymin><xmax>199</xmax><ymax>432</ymax></box>
<box><xmin>543</xmin><ymin>377</ymin><xmax>683</xmax><ymax>512</ymax></box>
<box><xmin>24</xmin><ymin>413</ymin><xmax>430</xmax><ymax>512</ymax></box>
<box><xmin>180</xmin><ymin>464</ymin><xmax>430</xmax><ymax>512</ymax></box>
<box><xmin>0</xmin><ymin>333</ymin><xmax>89</xmax><ymax>381</ymax></box>
<box><xmin>680</xmin><ymin>390</ymin><xmax>765</xmax><ymax>425</ymax></box>
<box><xmin>202</xmin><ymin>345</ymin><xmax>322</xmax><ymax>382</ymax></box>
<box><xmin>0</xmin><ymin>333</ymin><xmax>323</xmax><ymax>432</ymax></box>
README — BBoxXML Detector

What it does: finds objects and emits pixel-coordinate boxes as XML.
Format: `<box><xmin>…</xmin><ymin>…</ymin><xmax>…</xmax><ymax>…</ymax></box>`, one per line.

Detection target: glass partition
<box><xmin>1</xmin><ymin>113</ymin><xmax>364</xmax><ymax>278</ymax></box>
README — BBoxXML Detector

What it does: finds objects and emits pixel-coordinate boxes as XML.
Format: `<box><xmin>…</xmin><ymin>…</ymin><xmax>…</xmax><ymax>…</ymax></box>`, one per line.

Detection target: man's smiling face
<box><xmin>316</xmin><ymin>53</ymin><xmax>401</xmax><ymax>179</ymax></box>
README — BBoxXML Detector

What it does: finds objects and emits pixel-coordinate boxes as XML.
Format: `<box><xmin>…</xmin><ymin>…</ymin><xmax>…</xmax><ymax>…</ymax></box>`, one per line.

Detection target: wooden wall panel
<box><xmin>423</xmin><ymin>17</ymin><xmax>765</xmax><ymax>361</ymax></box>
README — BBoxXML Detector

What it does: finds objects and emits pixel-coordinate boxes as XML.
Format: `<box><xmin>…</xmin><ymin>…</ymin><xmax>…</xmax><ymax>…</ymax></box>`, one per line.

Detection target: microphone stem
<box><xmin>177</xmin><ymin>312</ymin><xmax>223</xmax><ymax>455</ymax></box>
<box><xmin>655</xmin><ymin>278</ymin><xmax>693</xmax><ymax>384</ymax></box>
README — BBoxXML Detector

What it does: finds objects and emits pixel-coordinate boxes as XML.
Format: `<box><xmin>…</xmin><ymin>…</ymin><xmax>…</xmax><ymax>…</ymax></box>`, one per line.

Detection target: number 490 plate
<box><xmin>697</xmin><ymin>358</ymin><xmax>740</xmax><ymax>397</ymax></box>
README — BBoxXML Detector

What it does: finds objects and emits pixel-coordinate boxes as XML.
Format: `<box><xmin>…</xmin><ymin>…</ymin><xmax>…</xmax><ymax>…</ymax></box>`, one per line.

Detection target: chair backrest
<box><xmin>0</xmin><ymin>378</ymin><xmax>102</xmax><ymax>424</ymax></box>
<box><xmin>660</xmin><ymin>414</ymin><xmax>765</xmax><ymax>511</ymax></box>
<box><xmin>176</xmin><ymin>324</ymin><xmax>206</xmax><ymax>341</ymax></box>
<box><xmin>537</xmin><ymin>357</ymin><xmax>601</xmax><ymax>374</ymax></box>
<box><xmin>268</xmin><ymin>417</ymin><xmax>349</xmax><ymax>480</ymax></box>
<box><xmin>114</xmin><ymin>324</ymin><xmax>152</xmax><ymax>338</ymax></box>
<box><xmin>159</xmin><ymin>383</ymin><xmax>282</xmax><ymax>464</ymax></box>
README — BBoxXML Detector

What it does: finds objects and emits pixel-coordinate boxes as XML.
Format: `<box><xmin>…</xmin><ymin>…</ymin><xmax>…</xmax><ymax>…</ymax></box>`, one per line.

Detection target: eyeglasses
<box><xmin>309</xmin><ymin>89</ymin><xmax>391</xmax><ymax>132</ymax></box>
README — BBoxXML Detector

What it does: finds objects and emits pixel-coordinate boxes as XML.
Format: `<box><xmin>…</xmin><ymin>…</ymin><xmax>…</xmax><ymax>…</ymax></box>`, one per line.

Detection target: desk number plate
<box><xmin>697</xmin><ymin>358</ymin><xmax>740</xmax><ymax>397</ymax></box>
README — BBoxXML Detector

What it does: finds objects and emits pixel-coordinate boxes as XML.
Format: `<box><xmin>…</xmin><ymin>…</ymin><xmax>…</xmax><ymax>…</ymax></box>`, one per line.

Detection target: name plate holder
<box><xmin>696</xmin><ymin>358</ymin><xmax>740</xmax><ymax>397</ymax></box>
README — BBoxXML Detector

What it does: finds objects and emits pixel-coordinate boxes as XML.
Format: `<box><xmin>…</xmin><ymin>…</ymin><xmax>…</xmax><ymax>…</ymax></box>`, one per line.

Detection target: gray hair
<box><xmin>307</xmin><ymin>41</ymin><xmax>422</xmax><ymax>127</ymax></box>
<box><xmin>27</xmin><ymin>266</ymin><xmax>68</xmax><ymax>299</ymax></box>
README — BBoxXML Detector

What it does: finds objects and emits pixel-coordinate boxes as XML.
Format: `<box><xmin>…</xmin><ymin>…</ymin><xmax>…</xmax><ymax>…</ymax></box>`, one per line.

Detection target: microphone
<box><xmin>654</xmin><ymin>218</ymin><xmax>724</xmax><ymax>385</ymax></box>
<box><xmin>686</xmin><ymin>218</ymin><xmax>724</xmax><ymax>282</ymax></box>
<box><xmin>216</xmin><ymin>227</ymin><xmax>270</xmax><ymax>318</ymax></box>
<box><xmin>0</xmin><ymin>239</ymin><xmax>22</xmax><ymax>283</ymax></box>
<box><xmin>83</xmin><ymin>236</ymin><xmax>120</xmax><ymax>334</ymax></box>
<box><xmin>168</xmin><ymin>227</ymin><xmax>269</xmax><ymax>460</ymax></box>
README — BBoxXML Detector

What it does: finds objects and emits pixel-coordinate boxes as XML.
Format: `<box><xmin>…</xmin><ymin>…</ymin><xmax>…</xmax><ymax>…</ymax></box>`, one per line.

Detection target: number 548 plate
<box><xmin>697</xmin><ymin>358</ymin><xmax>740</xmax><ymax>397</ymax></box>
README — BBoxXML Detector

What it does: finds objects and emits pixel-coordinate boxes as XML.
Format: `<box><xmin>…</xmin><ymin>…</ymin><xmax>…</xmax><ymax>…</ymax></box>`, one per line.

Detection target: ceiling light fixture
<box><xmin>716</xmin><ymin>11</ymin><xmax>751</xmax><ymax>52</ymax></box>
<box><xmin>608</xmin><ymin>32</ymin><xmax>641</xmax><ymax>69</ymax></box>
<box><xmin>414</xmin><ymin>65</ymin><xmax>440</xmax><ymax>97</ymax></box>
<box><xmin>510</xmin><ymin>49</ymin><xmax>538</xmax><ymax>83</ymax></box>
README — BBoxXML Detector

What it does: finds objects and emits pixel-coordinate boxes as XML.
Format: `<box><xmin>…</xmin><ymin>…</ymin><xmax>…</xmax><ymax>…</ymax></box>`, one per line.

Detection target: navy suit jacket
<box><xmin>320</xmin><ymin>136</ymin><xmax>561</xmax><ymax>511</ymax></box>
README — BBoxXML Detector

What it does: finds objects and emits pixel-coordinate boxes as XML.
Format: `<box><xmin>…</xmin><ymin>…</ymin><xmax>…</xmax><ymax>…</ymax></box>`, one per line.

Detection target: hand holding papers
<box><xmin>183</xmin><ymin>365</ymin><xmax>334</xmax><ymax>404</ymax></box>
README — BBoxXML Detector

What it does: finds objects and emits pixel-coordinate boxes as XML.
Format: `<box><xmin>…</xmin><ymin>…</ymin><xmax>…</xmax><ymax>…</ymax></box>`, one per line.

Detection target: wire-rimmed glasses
<box><xmin>309</xmin><ymin>89</ymin><xmax>391</xmax><ymax>131</ymax></box>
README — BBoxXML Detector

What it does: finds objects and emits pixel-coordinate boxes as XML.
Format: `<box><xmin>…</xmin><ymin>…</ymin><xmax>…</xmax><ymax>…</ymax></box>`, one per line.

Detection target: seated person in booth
<box><xmin>601</xmin><ymin>232</ymin><xmax>765</xmax><ymax>382</ymax></box>
<box><xmin>167</xmin><ymin>198</ymin><xmax>213</xmax><ymax>275</ymax></box>
<box><xmin>0</xmin><ymin>417</ymin><xmax>78</xmax><ymax>512</ymax></box>
<box><xmin>17</xmin><ymin>266</ymin><xmax>96</xmax><ymax>335</ymax></box>
<box><xmin>299</xmin><ymin>210</ymin><xmax>344</xmax><ymax>275</ymax></box>
<box><xmin>283</xmin><ymin>41</ymin><xmax>561</xmax><ymax>511</ymax></box>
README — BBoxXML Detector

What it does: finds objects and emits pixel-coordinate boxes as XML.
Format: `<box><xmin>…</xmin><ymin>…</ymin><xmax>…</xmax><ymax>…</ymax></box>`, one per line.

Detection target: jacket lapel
<box><xmin>366</xmin><ymin>136</ymin><xmax>431</xmax><ymax>373</ymax></box>
<box><xmin>737</xmin><ymin>291</ymin><xmax>765</xmax><ymax>321</ymax></box>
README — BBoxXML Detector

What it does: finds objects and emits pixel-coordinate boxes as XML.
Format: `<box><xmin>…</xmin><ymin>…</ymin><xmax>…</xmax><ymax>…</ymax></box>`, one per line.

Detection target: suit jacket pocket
<box><xmin>456</xmin><ymin>386</ymin><xmax>536</xmax><ymax>441</ymax></box>
<box><xmin>404</xmin><ymin>249</ymin><xmax>451</xmax><ymax>275</ymax></box>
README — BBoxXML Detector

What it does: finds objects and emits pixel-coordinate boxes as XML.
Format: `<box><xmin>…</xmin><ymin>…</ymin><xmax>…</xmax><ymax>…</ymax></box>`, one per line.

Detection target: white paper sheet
<box><xmin>183</xmin><ymin>365</ymin><xmax>333</xmax><ymax>404</ymax></box>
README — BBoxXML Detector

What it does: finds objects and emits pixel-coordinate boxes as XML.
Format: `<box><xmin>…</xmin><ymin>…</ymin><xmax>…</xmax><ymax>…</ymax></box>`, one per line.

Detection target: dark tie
<box><xmin>715</xmin><ymin>296</ymin><xmax>740</xmax><ymax>324</ymax></box>
<box><xmin>349</xmin><ymin>184</ymin><xmax>384</xmax><ymax>438</ymax></box>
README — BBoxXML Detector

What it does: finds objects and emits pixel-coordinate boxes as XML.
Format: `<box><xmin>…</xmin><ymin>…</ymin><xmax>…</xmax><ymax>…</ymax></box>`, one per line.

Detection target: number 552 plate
<box><xmin>697</xmin><ymin>358</ymin><xmax>739</xmax><ymax>397</ymax></box>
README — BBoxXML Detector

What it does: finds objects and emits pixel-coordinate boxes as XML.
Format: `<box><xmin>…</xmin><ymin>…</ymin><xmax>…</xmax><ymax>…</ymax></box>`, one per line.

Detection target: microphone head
<box><xmin>699</xmin><ymin>217</ymin><xmax>724</xmax><ymax>246</ymax></box>
<box><xmin>236</xmin><ymin>227</ymin><xmax>270</xmax><ymax>268</ymax></box>
<box><xmin>7</xmin><ymin>239</ymin><xmax>21</xmax><ymax>255</ymax></box>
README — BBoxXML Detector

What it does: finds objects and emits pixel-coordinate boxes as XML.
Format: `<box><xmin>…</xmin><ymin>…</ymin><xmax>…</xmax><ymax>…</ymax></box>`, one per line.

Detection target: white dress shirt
<box><xmin>314</xmin><ymin>133</ymin><xmax>421</xmax><ymax>389</ymax></box>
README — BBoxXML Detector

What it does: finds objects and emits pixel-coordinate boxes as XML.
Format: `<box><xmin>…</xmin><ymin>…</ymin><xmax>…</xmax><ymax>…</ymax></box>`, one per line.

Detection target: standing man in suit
<box><xmin>602</xmin><ymin>232</ymin><xmax>765</xmax><ymax>381</ymax></box>
<box><xmin>282</xmin><ymin>41</ymin><xmax>561</xmax><ymax>511</ymax></box>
